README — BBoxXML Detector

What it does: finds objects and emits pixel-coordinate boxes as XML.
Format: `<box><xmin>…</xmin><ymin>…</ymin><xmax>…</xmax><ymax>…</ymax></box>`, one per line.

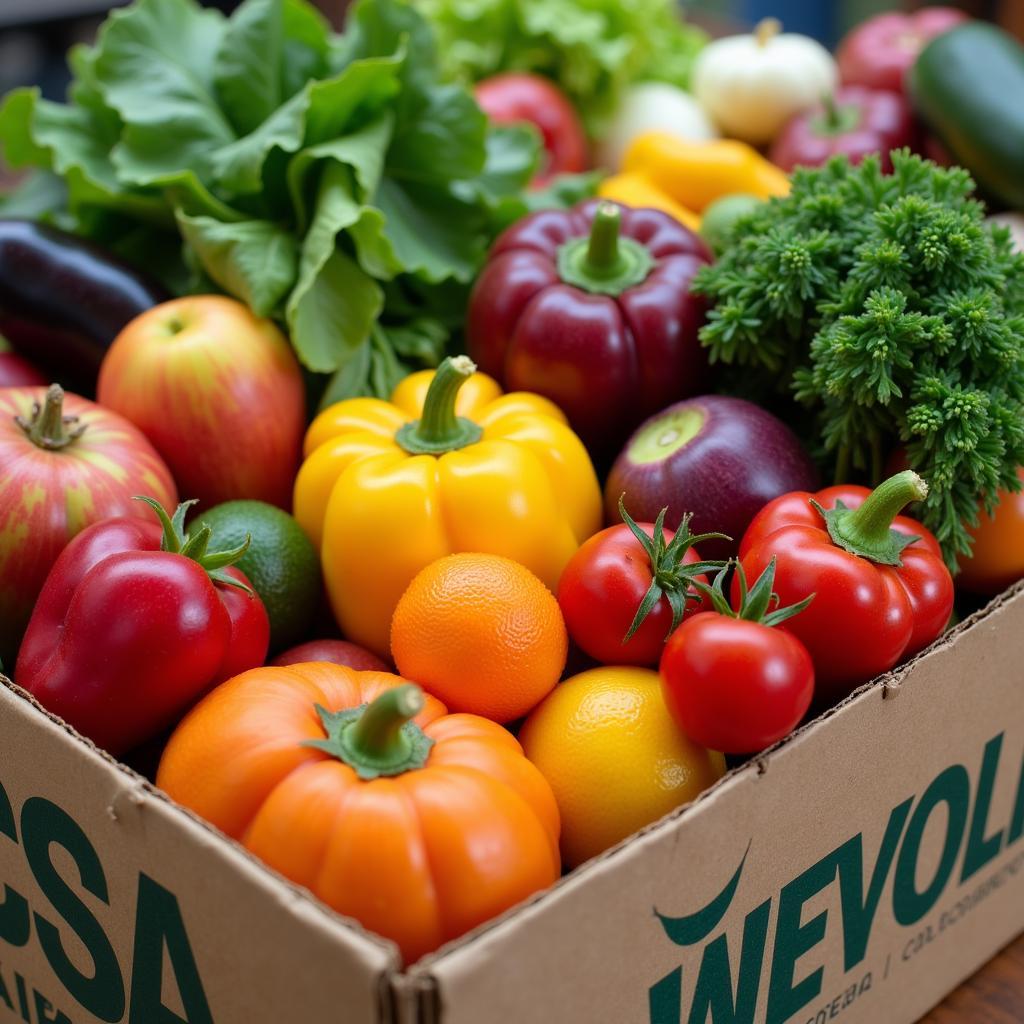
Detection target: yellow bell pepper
<box><xmin>622</xmin><ymin>132</ymin><xmax>791</xmax><ymax>213</ymax></box>
<box><xmin>597</xmin><ymin>172</ymin><xmax>702</xmax><ymax>232</ymax></box>
<box><xmin>294</xmin><ymin>356</ymin><xmax>603</xmax><ymax>656</ymax></box>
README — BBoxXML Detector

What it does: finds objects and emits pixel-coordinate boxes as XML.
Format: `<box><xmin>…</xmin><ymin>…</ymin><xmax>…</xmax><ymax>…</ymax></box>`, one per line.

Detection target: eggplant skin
<box><xmin>0</xmin><ymin>219</ymin><xmax>169</xmax><ymax>394</ymax></box>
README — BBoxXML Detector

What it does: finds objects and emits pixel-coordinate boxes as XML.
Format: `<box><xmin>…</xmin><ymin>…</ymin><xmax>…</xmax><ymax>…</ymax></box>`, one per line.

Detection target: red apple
<box><xmin>97</xmin><ymin>296</ymin><xmax>305</xmax><ymax>509</ymax></box>
<box><xmin>605</xmin><ymin>395</ymin><xmax>818</xmax><ymax>559</ymax></box>
<box><xmin>837</xmin><ymin>7</ymin><xmax>969</xmax><ymax>95</ymax></box>
<box><xmin>270</xmin><ymin>639</ymin><xmax>390</xmax><ymax>672</ymax></box>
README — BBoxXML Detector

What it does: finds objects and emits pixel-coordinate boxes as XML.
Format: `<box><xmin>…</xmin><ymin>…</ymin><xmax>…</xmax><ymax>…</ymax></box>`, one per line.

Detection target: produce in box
<box><xmin>2</xmin><ymin>0</ymin><xmax>1024</xmax><ymax>974</ymax></box>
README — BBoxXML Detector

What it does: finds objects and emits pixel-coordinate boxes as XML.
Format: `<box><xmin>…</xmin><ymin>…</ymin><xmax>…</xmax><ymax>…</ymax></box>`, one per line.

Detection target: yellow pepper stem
<box><xmin>395</xmin><ymin>356</ymin><xmax>483</xmax><ymax>454</ymax></box>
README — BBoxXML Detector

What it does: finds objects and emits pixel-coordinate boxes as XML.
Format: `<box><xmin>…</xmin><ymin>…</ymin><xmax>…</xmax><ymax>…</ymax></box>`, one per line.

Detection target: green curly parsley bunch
<box><xmin>693</xmin><ymin>151</ymin><xmax>1024</xmax><ymax>569</ymax></box>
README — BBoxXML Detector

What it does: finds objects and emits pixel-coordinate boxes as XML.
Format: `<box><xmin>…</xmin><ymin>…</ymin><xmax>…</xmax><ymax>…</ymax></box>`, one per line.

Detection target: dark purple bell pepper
<box><xmin>466</xmin><ymin>199</ymin><xmax>711</xmax><ymax>454</ymax></box>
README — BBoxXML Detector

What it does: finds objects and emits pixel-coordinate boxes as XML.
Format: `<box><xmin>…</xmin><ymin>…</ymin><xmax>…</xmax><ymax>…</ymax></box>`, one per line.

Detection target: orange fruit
<box><xmin>519</xmin><ymin>667</ymin><xmax>726</xmax><ymax>868</ymax></box>
<box><xmin>391</xmin><ymin>553</ymin><xmax>567</xmax><ymax>723</ymax></box>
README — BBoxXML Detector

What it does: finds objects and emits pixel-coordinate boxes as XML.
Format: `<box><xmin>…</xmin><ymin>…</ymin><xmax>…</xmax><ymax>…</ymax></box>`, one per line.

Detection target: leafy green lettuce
<box><xmin>414</xmin><ymin>0</ymin><xmax>707</xmax><ymax>135</ymax></box>
<box><xmin>0</xmin><ymin>0</ymin><xmax>594</xmax><ymax>399</ymax></box>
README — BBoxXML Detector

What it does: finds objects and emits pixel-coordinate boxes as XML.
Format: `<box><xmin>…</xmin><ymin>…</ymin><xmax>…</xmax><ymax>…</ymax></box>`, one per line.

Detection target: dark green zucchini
<box><xmin>909</xmin><ymin>22</ymin><xmax>1024</xmax><ymax>210</ymax></box>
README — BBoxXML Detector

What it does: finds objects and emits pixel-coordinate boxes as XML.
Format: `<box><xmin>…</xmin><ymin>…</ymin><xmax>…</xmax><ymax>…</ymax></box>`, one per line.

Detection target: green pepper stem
<box><xmin>347</xmin><ymin>685</ymin><xmax>423</xmax><ymax>765</ymax></box>
<box><xmin>839</xmin><ymin>471</ymin><xmax>927</xmax><ymax>548</ymax></box>
<box><xmin>814</xmin><ymin>470</ymin><xmax>929</xmax><ymax>567</ymax></box>
<box><xmin>395</xmin><ymin>356</ymin><xmax>483</xmax><ymax>455</ymax></box>
<box><xmin>304</xmin><ymin>686</ymin><xmax>436</xmax><ymax>780</ymax></box>
<box><xmin>586</xmin><ymin>203</ymin><xmax>622</xmax><ymax>272</ymax></box>
<box><xmin>556</xmin><ymin>205</ymin><xmax>655</xmax><ymax>296</ymax></box>
<box><xmin>15</xmin><ymin>383</ymin><xmax>86</xmax><ymax>450</ymax></box>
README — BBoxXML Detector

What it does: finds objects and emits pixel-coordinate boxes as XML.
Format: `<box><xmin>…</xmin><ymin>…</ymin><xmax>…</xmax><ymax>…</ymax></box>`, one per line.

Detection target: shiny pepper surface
<box><xmin>294</xmin><ymin>357</ymin><xmax>602</xmax><ymax>656</ymax></box>
<box><xmin>738</xmin><ymin>471</ymin><xmax>954</xmax><ymax>706</ymax></box>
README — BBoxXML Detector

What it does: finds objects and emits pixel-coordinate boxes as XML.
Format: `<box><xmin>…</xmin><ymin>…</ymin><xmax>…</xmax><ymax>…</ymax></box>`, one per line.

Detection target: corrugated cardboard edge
<box><xmin>0</xmin><ymin>673</ymin><xmax>409</xmax><ymax>1023</ymax></box>
<box><xmin>404</xmin><ymin>582</ymin><xmax>1024</xmax><ymax>993</ymax></box>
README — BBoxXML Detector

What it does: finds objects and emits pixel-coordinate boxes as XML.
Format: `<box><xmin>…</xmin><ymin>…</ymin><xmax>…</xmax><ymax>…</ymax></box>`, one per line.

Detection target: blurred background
<box><xmin>0</xmin><ymin>0</ymin><xmax>1020</xmax><ymax>164</ymax></box>
<box><xmin>0</xmin><ymin>0</ymin><xmax>1020</xmax><ymax>108</ymax></box>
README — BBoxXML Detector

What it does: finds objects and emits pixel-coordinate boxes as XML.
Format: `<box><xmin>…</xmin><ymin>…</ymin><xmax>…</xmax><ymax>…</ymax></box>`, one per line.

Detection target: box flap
<box><xmin>0</xmin><ymin>677</ymin><xmax>400</xmax><ymax>1024</ymax></box>
<box><xmin>413</xmin><ymin>587</ymin><xmax>1024</xmax><ymax>1023</ymax></box>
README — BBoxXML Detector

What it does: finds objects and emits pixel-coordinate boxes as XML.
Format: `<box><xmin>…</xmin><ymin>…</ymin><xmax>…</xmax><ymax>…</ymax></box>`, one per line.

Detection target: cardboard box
<box><xmin>1</xmin><ymin>584</ymin><xmax>1022</xmax><ymax>1024</ymax></box>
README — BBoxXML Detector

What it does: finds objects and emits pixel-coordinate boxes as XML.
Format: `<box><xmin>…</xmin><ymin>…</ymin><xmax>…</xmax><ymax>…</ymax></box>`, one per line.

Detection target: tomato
<box><xmin>957</xmin><ymin>468</ymin><xmax>1024</xmax><ymax>596</ymax></box>
<box><xmin>474</xmin><ymin>73</ymin><xmax>588</xmax><ymax>186</ymax></box>
<box><xmin>660</xmin><ymin>611</ymin><xmax>815</xmax><ymax>755</ymax></box>
<box><xmin>558</xmin><ymin>501</ymin><xmax>724</xmax><ymax>666</ymax></box>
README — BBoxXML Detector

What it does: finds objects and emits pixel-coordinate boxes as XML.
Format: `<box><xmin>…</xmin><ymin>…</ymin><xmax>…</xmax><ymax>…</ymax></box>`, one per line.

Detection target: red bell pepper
<box><xmin>467</xmin><ymin>199</ymin><xmax>711</xmax><ymax>453</ymax></box>
<box><xmin>737</xmin><ymin>471</ymin><xmax>954</xmax><ymax>706</ymax></box>
<box><xmin>770</xmin><ymin>87</ymin><xmax>915</xmax><ymax>174</ymax></box>
<box><xmin>16</xmin><ymin>497</ymin><xmax>269</xmax><ymax>754</ymax></box>
<box><xmin>836</xmin><ymin>6</ymin><xmax>969</xmax><ymax>95</ymax></box>
<box><xmin>474</xmin><ymin>73</ymin><xmax>588</xmax><ymax>187</ymax></box>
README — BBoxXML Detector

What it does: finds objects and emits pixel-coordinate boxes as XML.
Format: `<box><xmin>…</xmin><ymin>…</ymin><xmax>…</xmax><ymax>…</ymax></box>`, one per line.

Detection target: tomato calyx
<box><xmin>701</xmin><ymin>557</ymin><xmax>814</xmax><ymax>627</ymax></box>
<box><xmin>812</xmin><ymin>470</ymin><xmax>927</xmax><ymax>566</ymax></box>
<box><xmin>304</xmin><ymin>684</ymin><xmax>435</xmax><ymax>780</ymax></box>
<box><xmin>395</xmin><ymin>356</ymin><xmax>483</xmax><ymax>455</ymax></box>
<box><xmin>619</xmin><ymin>495</ymin><xmax>729</xmax><ymax>643</ymax></box>
<box><xmin>133</xmin><ymin>495</ymin><xmax>254</xmax><ymax>594</ymax></box>
<box><xmin>15</xmin><ymin>383</ymin><xmax>87</xmax><ymax>451</ymax></box>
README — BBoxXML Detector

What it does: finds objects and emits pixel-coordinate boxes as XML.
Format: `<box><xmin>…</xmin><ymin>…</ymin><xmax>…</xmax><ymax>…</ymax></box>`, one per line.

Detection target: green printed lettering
<box><xmin>961</xmin><ymin>735</ymin><xmax>1006</xmax><ymax>881</ymax></box>
<box><xmin>0</xmin><ymin>782</ymin><xmax>29</xmax><ymax>947</ymax></box>
<box><xmin>21</xmin><ymin>797</ymin><xmax>124</xmax><ymax>1022</ymax></box>
<box><xmin>33</xmin><ymin>991</ymin><xmax>72</xmax><ymax>1024</ymax></box>
<box><xmin>1009</xmin><ymin>749</ymin><xmax>1024</xmax><ymax>844</ymax></box>
<box><xmin>893</xmin><ymin>766</ymin><xmax>969</xmax><ymax>925</ymax></box>
<box><xmin>687</xmin><ymin>900</ymin><xmax>771</xmax><ymax>1024</ymax></box>
<box><xmin>836</xmin><ymin>799</ymin><xmax>912</xmax><ymax>970</ymax></box>
<box><xmin>0</xmin><ymin>966</ymin><xmax>13</xmax><ymax>1011</ymax></box>
<box><xmin>128</xmin><ymin>873</ymin><xmax>212</xmax><ymax>1024</ymax></box>
<box><xmin>649</xmin><ymin>967</ymin><xmax>682</xmax><ymax>1024</ymax></box>
<box><xmin>766</xmin><ymin>854</ymin><xmax>835</xmax><ymax>1024</ymax></box>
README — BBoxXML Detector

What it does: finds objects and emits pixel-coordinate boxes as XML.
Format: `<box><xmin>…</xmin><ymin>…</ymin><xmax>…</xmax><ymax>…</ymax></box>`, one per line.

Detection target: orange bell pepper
<box><xmin>158</xmin><ymin>663</ymin><xmax>561</xmax><ymax>963</ymax></box>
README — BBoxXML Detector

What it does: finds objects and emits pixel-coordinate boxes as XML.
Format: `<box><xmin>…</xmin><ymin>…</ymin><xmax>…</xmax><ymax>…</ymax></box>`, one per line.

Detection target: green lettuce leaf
<box><xmin>176</xmin><ymin>211</ymin><xmax>299</xmax><ymax>316</ymax></box>
<box><xmin>414</xmin><ymin>0</ymin><xmax>707</xmax><ymax>135</ymax></box>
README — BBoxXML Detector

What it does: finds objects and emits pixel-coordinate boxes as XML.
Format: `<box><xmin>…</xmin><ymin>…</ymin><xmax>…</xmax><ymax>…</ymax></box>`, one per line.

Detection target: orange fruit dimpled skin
<box><xmin>391</xmin><ymin>553</ymin><xmax>568</xmax><ymax>723</ymax></box>
<box><xmin>519</xmin><ymin>666</ymin><xmax>726</xmax><ymax>869</ymax></box>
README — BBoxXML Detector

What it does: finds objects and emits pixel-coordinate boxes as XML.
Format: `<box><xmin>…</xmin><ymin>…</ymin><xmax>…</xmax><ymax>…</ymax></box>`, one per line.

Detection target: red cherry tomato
<box><xmin>659</xmin><ymin>612</ymin><xmax>815</xmax><ymax>755</ymax></box>
<box><xmin>474</xmin><ymin>73</ymin><xmax>588</xmax><ymax>186</ymax></box>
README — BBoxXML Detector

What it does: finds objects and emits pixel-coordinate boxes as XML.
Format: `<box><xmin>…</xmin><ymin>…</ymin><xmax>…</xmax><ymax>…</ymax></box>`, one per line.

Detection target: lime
<box><xmin>700</xmin><ymin>193</ymin><xmax>764</xmax><ymax>257</ymax></box>
<box><xmin>192</xmin><ymin>500</ymin><xmax>321</xmax><ymax>653</ymax></box>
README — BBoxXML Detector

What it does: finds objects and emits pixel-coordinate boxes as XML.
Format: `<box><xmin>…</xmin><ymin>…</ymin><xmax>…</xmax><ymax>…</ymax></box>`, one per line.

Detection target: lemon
<box><xmin>519</xmin><ymin>667</ymin><xmax>725</xmax><ymax>868</ymax></box>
